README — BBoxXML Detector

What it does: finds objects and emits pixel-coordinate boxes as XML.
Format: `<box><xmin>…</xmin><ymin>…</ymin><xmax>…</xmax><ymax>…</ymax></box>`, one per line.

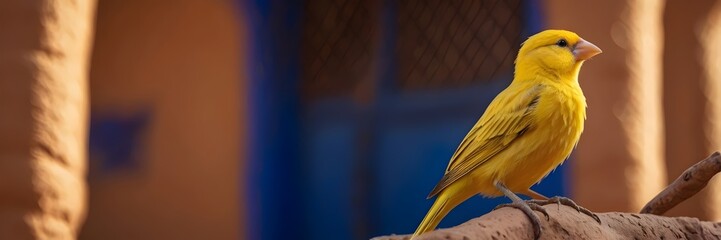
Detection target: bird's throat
<box><xmin>514</xmin><ymin>60</ymin><xmax>582</xmax><ymax>84</ymax></box>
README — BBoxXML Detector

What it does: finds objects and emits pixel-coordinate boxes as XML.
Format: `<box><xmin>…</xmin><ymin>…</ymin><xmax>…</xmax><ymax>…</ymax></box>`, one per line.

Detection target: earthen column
<box><xmin>0</xmin><ymin>0</ymin><xmax>95</xmax><ymax>238</ymax></box>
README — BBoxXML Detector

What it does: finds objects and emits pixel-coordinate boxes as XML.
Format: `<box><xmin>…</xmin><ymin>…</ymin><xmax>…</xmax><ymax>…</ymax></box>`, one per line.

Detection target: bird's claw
<box><xmin>494</xmin><ymin>201</ymin><xmax>548</xmax><ymax>239</ymax></box>
<box><xmin>527</xmin><ymin>196</ymin><xmax>601</xmax><ymax>224</ymax></box>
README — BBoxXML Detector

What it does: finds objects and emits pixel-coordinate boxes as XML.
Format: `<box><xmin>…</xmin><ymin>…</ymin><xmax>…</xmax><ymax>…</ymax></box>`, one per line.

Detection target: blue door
<box><xmin>245</xmin><ymin>0</ymin><xmax>566</xmax><ymax>239</ymax></box>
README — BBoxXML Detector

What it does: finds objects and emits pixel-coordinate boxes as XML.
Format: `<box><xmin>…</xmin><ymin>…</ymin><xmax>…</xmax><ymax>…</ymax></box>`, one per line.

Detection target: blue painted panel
<box><xmin>304</xmin><ymin>123</ymin><xmax>355</xmax><ymax>239</ymax></box>
<box><xmin>373</xmin><ymin>113</ymin><xmax>484</xmax><ymax>234</ymax></box>
<box><xmin>302</xmin><ymin>101</ymin><xmax>360</xmax><ymax>240</ymax></box>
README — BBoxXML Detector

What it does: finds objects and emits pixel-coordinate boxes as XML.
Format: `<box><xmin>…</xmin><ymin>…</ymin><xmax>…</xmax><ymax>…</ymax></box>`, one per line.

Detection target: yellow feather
<box><xmin>413</xmin><ymin>30</ymin><xmax>600</xmax><ymax>238</ymax></box>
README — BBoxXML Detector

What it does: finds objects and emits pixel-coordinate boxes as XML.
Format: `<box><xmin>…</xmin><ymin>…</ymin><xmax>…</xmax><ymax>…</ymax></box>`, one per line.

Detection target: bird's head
<box><xmin>515</xmin><ymin>30</ymin><xmax>602</xmax><ymax>81</ymax></box>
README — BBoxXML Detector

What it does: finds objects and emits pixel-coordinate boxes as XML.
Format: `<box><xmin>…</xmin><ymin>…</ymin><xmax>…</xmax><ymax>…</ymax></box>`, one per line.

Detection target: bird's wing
<box><xmin>427</xmin><ymin>84</ymin><xmax>544</xmax><ymax>198</ymax></box>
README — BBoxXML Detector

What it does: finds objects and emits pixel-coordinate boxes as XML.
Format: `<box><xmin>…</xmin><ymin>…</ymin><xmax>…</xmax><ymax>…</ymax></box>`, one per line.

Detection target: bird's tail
<box><xmin>412</xmin><ymin>191</ymin><xmax>464</xmax><ymax>238</ymax></box>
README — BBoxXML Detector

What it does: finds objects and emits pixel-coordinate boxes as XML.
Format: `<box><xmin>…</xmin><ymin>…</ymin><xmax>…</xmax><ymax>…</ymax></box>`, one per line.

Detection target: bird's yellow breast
<box><xmin>506</xmin><ymin>82</ymin><xmax>585</xmax><ymax>189</ymax></box>
<box><xmin>469</xmin><ymin>81</ymin><xmax>586</xmax><ymax>196</ymax></box>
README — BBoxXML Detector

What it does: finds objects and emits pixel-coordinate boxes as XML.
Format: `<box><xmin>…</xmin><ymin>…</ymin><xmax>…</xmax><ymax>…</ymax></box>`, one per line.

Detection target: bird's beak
<box><xmin>573</xmin><ymin>39</ymin><xmax>602</xmax><ymax>61</ymax></box>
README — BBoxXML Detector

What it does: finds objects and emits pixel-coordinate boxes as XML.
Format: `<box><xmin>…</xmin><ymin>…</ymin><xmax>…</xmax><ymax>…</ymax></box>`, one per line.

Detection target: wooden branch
<box><xmin>372</xmin><ymin>205</ymin><xmax>721</xmax><ymax>240</ymax></box>
<box><xmin>641</xmin><ymin>152</ymin><xmax>721</xmax><ymax>215</ymax></box>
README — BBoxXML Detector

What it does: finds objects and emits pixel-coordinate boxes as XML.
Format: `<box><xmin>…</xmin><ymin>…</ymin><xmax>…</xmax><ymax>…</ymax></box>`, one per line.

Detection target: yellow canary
<box><xmin>412</xmin><ymin>30</ymin><xmax>602</xmax><ymax>239</ymax></box>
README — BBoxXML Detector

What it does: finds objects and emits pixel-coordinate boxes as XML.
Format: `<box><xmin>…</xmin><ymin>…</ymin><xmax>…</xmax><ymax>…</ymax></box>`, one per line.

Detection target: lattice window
<box><xmin>397</xmin><ymin>0</ymin><xmax>523</xmax><ymax>90</ymax></box>
<box><xmin>301</xmin><ymin>0</ymin><xmax>525</xmax><ymax>99</ymax></box>
<box><xmin>301</xmin><ymin>0</ymin><xmax>377</xmax><ymax>101</ymax></box>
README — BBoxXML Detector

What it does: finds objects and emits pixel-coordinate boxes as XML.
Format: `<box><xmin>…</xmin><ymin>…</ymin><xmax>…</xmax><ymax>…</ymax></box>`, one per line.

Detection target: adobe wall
<box><xmin>79</xmin><ymin>1</ymin><xmax>247</xmax><ymax>239</ymax></box>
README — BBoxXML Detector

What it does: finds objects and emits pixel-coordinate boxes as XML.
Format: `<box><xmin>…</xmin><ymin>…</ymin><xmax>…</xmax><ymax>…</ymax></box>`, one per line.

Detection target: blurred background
<box><xmin>1</xmin><ymin>0</ymin><xmax>721</xmax><ymax>239</ymax></box>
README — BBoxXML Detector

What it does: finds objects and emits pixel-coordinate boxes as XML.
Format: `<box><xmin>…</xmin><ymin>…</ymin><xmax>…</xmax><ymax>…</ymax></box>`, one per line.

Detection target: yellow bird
<box><xmin>412</xmin><ymin>30</ymin><xmax>602</xmax><ymax>239</ymax></box>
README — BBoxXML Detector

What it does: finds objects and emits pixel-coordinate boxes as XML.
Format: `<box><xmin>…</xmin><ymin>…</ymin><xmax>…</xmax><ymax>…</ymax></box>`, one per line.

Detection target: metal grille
<box><xmin>301</xmin><ymin>0</ymin><xmax>377</xmax><ymax>101</ymax></box>
<box><xmin>397</xmin><ymin>0</ymin><xmax>523</xmax><ymax>90</ymax></box>
<box><xmin>301</xmin><ymin>0</ymin><xmax>525</xmax><ymax>98</ymax></box>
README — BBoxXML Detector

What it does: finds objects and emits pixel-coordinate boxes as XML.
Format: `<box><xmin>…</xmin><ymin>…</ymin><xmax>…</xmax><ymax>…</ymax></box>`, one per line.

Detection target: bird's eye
<box><xmin>556</xmin><ymin>39</ymin><xmax>568</xmax><ymax>47</ymax></box>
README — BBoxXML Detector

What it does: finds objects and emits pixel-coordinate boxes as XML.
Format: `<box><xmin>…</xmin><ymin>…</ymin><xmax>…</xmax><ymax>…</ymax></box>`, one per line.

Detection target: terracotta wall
<box><xmin>663</xmin><ymin>0</ymin><xmax>721</xmax><ymax>220</ymax></box>
<box><xmin>0</xmin><ymin>0</ymin><xmax>95</xmax><ymax>239</ymax></box>
<box><xmin>545</xmin><ymin>0</ymin><xmax>667</xmax><ymax>213</ymax></box>
<box><xmin>79</xmin><ymin>0</ymin><xmax>247</xmax><ymax>239</ymax></box>
<box><xmin>703</xmin><ymin>1</ymin><xmax>721</xmax><ymax>221</ymax></box>
<box><xmin>545</xmin><ymin>0</ymin><xmax>721</xmax><ymax>220</ymax></box>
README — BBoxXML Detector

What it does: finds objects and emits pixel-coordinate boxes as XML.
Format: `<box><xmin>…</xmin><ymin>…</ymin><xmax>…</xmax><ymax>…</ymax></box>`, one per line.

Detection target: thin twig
<box><xmin>640</xmin><ymin>151</ymin><xmax>721</xmax><ymax>215</ymax></box>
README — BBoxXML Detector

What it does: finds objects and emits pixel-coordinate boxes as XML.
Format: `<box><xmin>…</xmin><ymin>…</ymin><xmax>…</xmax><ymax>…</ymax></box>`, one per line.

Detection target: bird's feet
<box><xmin>527</xmin><ymin>196</ymin><xmax>601</xmax><ymax>223</ymax></box>
<box><xmin>494</xmin><ymin>201</ymin><xmax>549</xmax><ymax>239</ymax></box>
